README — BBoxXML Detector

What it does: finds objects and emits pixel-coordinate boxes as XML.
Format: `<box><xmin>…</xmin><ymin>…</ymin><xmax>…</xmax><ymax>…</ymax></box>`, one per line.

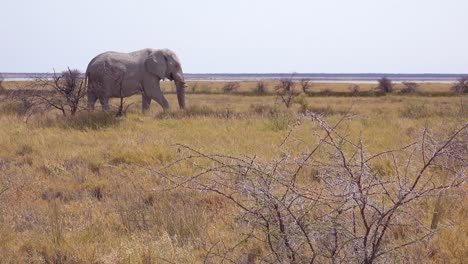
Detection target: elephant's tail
<box><xmin>85</xmin><ymin>70</ymin><xmax>96</xmax><ymax>93</ymax></box>
<box><xmin>84</xmin><ymin>72</ymin><xmax>89</xmax><ymax>93</ymax></box>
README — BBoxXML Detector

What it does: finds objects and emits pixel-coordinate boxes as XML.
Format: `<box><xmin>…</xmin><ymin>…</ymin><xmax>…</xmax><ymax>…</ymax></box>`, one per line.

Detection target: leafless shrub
<box><xmin>223</xmin><ymin>82</ymin><xmax>240</xmax><ymax>93</ymax></box>
<box><xmin>11</xmin><ymin>68</ymin><xmax>87</xmax><ymax>118</ymax></box>
<box><xmin>255</xmin><ymin>81</ymin><xmax>267</xmax><ymax>95</ymax></box>
<box><xmin>376</xmin><ymin>77</ymin><xmax>393</xmax><ymax>93</ymax></box>
<box><xmin>401</xmin><ymin>82</ymin><xmax>419</xmax><ymax>93</ymax></box>
<box><xmin>115</xmin><ymin>77</ymin><xmax>133</xmax><ymax>118</ymax></box>
<box><xmin>276</xmin><ymin>77</ymin><xmax>295</xmax><ymax>92</ymax></box>
<box><xmin>275</xmin><ymin>76</ymin><xmax>298</xmax><ymax>108</ymax></box>
<box><xmin>115</xmin><ymin>98</ymin><xmax>133</xmax><ymax>118</ymax></box>
<box><xmin>300</xmin><ymin>78</ymin><xmax>312</xmax><ymax>93</ymax></box>
<box><xmin>451</xmin><ymin>76</ymin><xmax>468</xmax><ymax>93</ymax></box>
<box><xmin>49</xmin><ymin>68</ymin><xmax>86</xmax><ymax>116</ymax></box>
<box><xmin>348</xmin><ymin>84</ymin><xmax>361</xmax><ymax>94</ymax></box>
<box><xmin>159</xmin><ymin>114</ymin><xmax>467</xmax><ymax>263</ymax></box>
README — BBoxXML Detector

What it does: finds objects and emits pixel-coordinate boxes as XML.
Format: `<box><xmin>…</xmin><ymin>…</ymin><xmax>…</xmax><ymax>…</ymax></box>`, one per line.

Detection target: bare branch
<box><xmin>153</xmin><ymin>114</ymin><xmax>467</xmax><ymax>263</ymax></box>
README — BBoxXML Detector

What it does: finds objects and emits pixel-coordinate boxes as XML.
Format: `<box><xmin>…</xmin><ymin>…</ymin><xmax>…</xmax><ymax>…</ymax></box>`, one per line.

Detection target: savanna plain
<box><xmin>0</xmin><ymin>80</ymin><xmax>466</xmax><ymax>263</ymax></box>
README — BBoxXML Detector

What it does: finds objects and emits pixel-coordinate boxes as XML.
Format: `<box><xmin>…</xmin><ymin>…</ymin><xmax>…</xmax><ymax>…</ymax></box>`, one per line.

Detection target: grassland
<box><xmin>0</xmin><ymin>80</ymin><xmax>466</xmax><ymax>263</ymax></box>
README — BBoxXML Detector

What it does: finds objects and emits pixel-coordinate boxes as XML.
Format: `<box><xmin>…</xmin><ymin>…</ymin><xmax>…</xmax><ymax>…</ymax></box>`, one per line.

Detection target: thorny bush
<box><xmin>6</xmin><ymin>69</ymin><xmax>86</xmax><ymax>119</ymax></box>
<box><xmin>157</xmin><ymin>112</ymin><xmax>467</xmax><ymax>263</ymax></box>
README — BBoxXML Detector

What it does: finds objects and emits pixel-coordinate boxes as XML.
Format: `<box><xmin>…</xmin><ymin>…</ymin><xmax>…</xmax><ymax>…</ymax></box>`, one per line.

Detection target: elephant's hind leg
<box><xmin>87</xmin><ymin>91</ymin><xmax>98</xmax><ymax>110</ymax></box>
<box><xmin>98</xmin><ymin>77</ymin><xmax>115</xmax><ymax>111</ymax></box>
<box><xmin>99</xmin><ymin>97</ymin><xmax>110</xmax><ymax>111</ymax></box>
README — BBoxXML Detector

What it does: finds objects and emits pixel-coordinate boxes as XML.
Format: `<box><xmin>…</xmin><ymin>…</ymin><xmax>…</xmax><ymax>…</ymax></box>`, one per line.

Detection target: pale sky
<box><xmin>1</xmin><ymin>0</ymin><xmax>467</xmax><ymax>73</ymax></box>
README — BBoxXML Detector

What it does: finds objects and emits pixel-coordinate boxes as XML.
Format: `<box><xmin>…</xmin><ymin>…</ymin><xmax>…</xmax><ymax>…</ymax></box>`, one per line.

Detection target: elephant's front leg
<box><xmin>142</xmin><ymin>93</ymin><xmax>152</xmax><ymax>112</ymax></box>
<box><xmin>142</xmin><ymin>78</ymin><xmax>169</xmax><ymax>111</ymax></box>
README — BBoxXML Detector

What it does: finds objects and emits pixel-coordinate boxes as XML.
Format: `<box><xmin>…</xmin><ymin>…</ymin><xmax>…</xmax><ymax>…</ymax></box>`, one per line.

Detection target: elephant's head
<box><xmin>145</xmin><ymin>49</ymin><xmax>186</xmax><ymax>108</ymax></box>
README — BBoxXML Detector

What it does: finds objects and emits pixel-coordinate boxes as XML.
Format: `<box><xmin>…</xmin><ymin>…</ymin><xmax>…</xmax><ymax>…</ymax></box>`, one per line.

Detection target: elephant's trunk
<box><xmin>172</xmin><ymin>71</ymin><xmax>186</xmax><ymax>109</ymax></box>
<box><xmin>175</xmin><ymin>80</ymin><xmax>186</xmax><ymax>109</ymax></box>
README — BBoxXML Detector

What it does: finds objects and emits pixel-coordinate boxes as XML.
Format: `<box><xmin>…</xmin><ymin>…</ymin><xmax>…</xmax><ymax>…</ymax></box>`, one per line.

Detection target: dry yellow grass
<box><xmin>158</xmin><ymin>80</ymin><xmax>455</xmax><ymax>94</ymax></box>
<box><xmin>0</xmin><ymin>80</ymin><xmax>466</xmax><ymax>263</ymax></box>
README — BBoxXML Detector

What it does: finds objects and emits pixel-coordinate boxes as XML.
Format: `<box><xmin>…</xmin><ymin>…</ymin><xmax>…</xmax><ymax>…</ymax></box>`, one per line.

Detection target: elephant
<box><xmin>85</xmin><ymin>48</ymin><xmax>186</xmax><ymax>111</ymax></box>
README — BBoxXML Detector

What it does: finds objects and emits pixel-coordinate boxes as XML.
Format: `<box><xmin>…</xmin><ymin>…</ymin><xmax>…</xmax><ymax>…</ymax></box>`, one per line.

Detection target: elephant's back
<box><xmin>87</xmin><ymin>51</ymin><xmax>132</xmax><ymax>68</ymax></box>
<box><xmin>86</xmin><ymin>51</ymin><xmax>142</xmax><ymax>79</ymax></box>
<box><xmin>86</xmin><ymin>49</ymin><xmax>156</xmax><ymax>71</ymax></box>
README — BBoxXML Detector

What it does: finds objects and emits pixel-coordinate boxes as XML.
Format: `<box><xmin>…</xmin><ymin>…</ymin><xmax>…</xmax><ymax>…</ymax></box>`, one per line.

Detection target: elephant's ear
<box><xmin>145</xmin><ymin>53</ymin><xmax>167</xmax><ymax>79</ymax></box>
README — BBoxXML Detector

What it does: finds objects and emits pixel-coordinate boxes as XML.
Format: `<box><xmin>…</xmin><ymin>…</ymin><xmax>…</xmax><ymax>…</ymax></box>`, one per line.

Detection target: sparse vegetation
<box><xmin>154</xmin><ymin>80</ymin><xmax>461</xmax><ymax>97</ymax></box>
<box><xmin>0</xmin><ymin>79</ymin><xmax>466</xmax><ymax>263</ymax></box>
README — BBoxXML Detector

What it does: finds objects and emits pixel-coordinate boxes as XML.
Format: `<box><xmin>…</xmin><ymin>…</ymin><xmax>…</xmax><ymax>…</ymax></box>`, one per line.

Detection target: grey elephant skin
<box><xmin>86</xmin><ymin>48</ymin><xmax>186</xmax><ymax>111</ymax></box>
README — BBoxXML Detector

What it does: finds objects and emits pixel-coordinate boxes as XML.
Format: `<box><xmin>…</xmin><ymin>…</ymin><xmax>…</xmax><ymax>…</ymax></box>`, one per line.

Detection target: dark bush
<box><xmin>348</xmin><ymin>84</ymin><xmax>360</xmax><ymax>94</ymax></box>
<box><xmin>401</xmin><ymin>82</ymin><xmax>419</xmax><ymax>93</ymax></box>
<box><xmin>275</xmin><ymin>77</ymin><xmax>298</xmax><ymax>108</ymax></box>
<box><xmin>300</xmin><ymin>78</ymin><xmax>312</xmax><ymax>93</ymax></box>
<box><xmin>376</xmin><ymin>77</ymin><xmax>393</xmax><ymax>93</ymax></box>
<box><xmin>255</xmin><ymin>81</ymin><xmax>267</xmax><ymax>94</ymax></box>
<box><xmin>452</xmin><ymin>76</ymin><xmax>468</xmax><ymax>93</ymax></box>
<box><xmin>223</xmin><ymin>82</ymin><xmax>240</xmax><ymax>93</ymax></box>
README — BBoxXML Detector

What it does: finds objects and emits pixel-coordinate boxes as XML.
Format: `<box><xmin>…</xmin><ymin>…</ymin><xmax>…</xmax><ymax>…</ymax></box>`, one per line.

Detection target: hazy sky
<box><xmin>1</xmin><ymin>0</ymin><xmax>467</xmax><ymax>73</ymax></box>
